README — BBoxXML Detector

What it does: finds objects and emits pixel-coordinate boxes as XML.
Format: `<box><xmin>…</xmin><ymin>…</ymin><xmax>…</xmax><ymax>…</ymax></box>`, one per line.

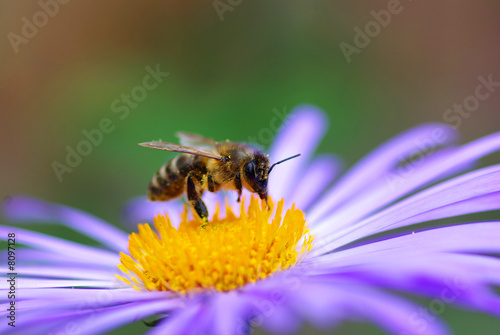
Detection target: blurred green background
<box><xmin>1</xmin><ymin>1</ymin><xmax>500</xmax><ymax>334</ymax></box>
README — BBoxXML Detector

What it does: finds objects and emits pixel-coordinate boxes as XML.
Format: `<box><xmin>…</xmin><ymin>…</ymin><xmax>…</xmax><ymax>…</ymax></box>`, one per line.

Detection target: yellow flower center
<box><xmin>116</xmin><ymin>196</ymin><xmax>314</xmax><ymax>293</ymax></box>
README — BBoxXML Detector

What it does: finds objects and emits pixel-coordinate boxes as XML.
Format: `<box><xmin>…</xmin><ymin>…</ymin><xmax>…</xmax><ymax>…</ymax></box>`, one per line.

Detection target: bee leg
<box><xmin>187</xmin><ymin>173</ymin><xmax>208</xmax><ymax>226</ymax></box>
<box><xmin>207</xmin><ymin>174</ymin><xmax>215</xmax><ymax>192</ymax></box>
<box><xmin>234</xmin><ymin>173</ymin><xmax>242</xmax><ymax>202</ymax></box>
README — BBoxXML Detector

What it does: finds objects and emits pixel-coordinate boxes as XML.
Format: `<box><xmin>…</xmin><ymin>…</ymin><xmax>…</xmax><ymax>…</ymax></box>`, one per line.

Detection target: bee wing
<box><xmin>139</xmin><ymin>141</ymin><xmax>223</xmax><ymax>161</ymax></box>
<box><xmin>176</xmin><ymin>132</ymin><xmax>217</xmax><ymax>147</ymax></box>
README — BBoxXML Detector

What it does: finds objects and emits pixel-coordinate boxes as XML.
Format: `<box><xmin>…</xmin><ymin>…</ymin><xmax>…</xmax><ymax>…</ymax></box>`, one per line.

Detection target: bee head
<box><xmin>243</xmin><ymin>154</ymin><xmax>270</xmax><ymax>200</ymax></box>
<box><xmin>243</xmin><ymin>153</ymin><xmax>301</xmax><ymax>203</ymax></box>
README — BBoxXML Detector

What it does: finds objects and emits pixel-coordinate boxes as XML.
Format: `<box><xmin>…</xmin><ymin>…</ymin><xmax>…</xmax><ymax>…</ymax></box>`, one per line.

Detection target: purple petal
<box><xmin>311</xmin><ymin>254</ymin><xmax>500</xmax><ymax>318</ymax></box>
<box><xmin>0</xmin><ymin>249</ymin><xmax>114</xmax><ymax>268</ymax></box>
<box><xmin>310</xmin><ymin>222</ymin><xmax>500</xmax><ymax>266</ymax></box>
<box><xmin>286</xmin><ymin>285</ymin><xmax>343</xmax><ymax>329</ymax></box>
<box><xmin>389</xmin><ymin>191</ymin><xmax>500</xmax><ymax>229</ymax></box>
<box><xmin>60</xmin><ymin>299</ymin><xmax>180</xmax><ymax>335</ymax></box>
<box><xmin>216</xmin><ymin>288</ymin><xmax>301</xmax><ymax>335</ymax></box>
<box><xmin>0</xmin><ymin>278</ymin><xmax>123</xmax><ymax>290</ymax></box>
<box><xmin>212</xmin><ymin>291</ymin><xmax>253</xmax><ymax>335</ymax></box>
<box><xmin>0</xmin><ymin>226</ymin><xmax>119</xmax><ymax>266</ymax></box>
<box><xmin>2</xmin><ymin>196</ymin><xmax>128</xmax><ymax>251</ymax></box>
<box><xmin>124</xmin><ymin>196</ymin><xmax>185</xmax><ymax>228</ymax></box>
<box><xmin>268</xmin><ymin>105</ymin><xmax>328</xmax><ymax>200</ymax></box>
<box><xmin>311</xmin><ymin>131</ymin><xmax>500</xmax><ymax>234</ymax></box>
<box><xmin>259</xmin><ymin>303</ymin><xmax>300</xmax><ymax>335</ymax></box>
<box><xmin>6</xmin><ymin>297</ymin><xmax>181</xmax><ymax>335</ymax></box>
<box><xmin>0</xmin><ymin>289</ymin><xmax>178</xmax><ymax>330</ymax></box>
<box><xmin>312</xmin><ymin>250</ymin><xmax>500</xmax><ymax>285</ymax></box>
<box><xmin>309</xmin><ymin>148</ymin><xmax>467</xmax><ymax>231</ymax></box>
<box><xmin>0</xmin><ymin>287</ymin><xmax>172</xmax><ymax>304</ymax></box>
<box><xmin>14</xmin><ymin>266</ymin><xmax>118</xmax><ymax>280</ymax></box>
<box><xmin>313</xmin><ymin>164</ymin><xmax>500</xmax><ymax>251</ymax></box>
<box><xmin>305</xmin><ymin>222</ymin><xmax>500</xmax><ymax>317</ymax></box>
<box><xmin>123</xmin><ymin>192</ymin><xmax>229</xmax><ymax>229</ymax></box>
<box><xmin>202</xmin><ymin>191</ymin><xmax>230</xmax><ymax>219</ymax></box>
<box><xmin>287</xmin><ymin>155</ymin><xmax>342</xmax><ymax>211</ymax></box>
<box><xmin>307</xmin><ymin>123</ymin><xmax>460</xmax><ymax>222</ymax></box>
<box><xmin>289</xmin><ymin>279</ymin><xmax>450</xmax><ymax>335</ymax></box>
<box><xmin>145</xmin><ymin>303</ymin><xmax>203</xmax><ymax>335</ymax></box>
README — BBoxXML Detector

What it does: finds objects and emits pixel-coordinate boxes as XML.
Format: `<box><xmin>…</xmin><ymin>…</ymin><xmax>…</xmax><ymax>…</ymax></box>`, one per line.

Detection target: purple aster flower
<box><xmin>2</xmin><ymin>105</ymin><xmax>500</xmax><ymax>335</ymax></box>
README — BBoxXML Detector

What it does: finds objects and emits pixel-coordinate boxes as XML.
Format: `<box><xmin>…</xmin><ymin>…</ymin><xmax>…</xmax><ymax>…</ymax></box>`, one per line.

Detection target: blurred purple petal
<box><xmin>309</xmin><ymin>147</ymin><xmax>467</xmax><ymax>230</ymax></box>
<box><xmin>123</xmin><ymin>196</ymin><xmax>184</xmax><ymax>228</ymax></box>
<box><xmin>146</xmin><ymin>304</ymin><xmax>202</xmax><ymax>335</ymax></box>
<box><xmin>313</xmin><ymin>250</ymin><xmax>500</xmax><ymax>285</ymax></box>
<box><xmin>64</xmin><ymin>300</ymin><xmax>178</xmax><ymax>335</ymax></box>
<box><xmin>313</xmin><ymin>132</ymin><xmax>500</xmax><ymax>233</ymax></box>
<box><xmin>0</xmin><ymin>249</ymin><xmax>114</xmax><ymax>268</ymax></box>
<box><xmin>289</xmin><ymin>280</ymin><xmax>450</xmax><ymax>335</ymax></box>
<box><xmin>0</xmin><ymin>278</ymin><xmax>123</xmax><ymax>290</ymax></box>
<box><xmin>124</xmin><ymin>192</ymin><xmax>228</xmax><ymax>229</ymax></box>
<box><xmin>10</xmin><ymin>299</ymin><xmax>180</xmax><ymax>335</ymax></box>
<box><xmin>310</xmin><ymin>222</ymin><xmax>500</xmax><ymax>267</ymax></box>
<box><xmin>0</xmin><ymin>287</ymin><xmax>173</xmax><ymax>304</ymax></box>
<box><xmin>212</xmin><ymin>292</ymin><xmax>253</xmax><ymax>335</ymax></box>
<box><xmin>14</xmin><ymin>266</ymin><xmax>117</xmax><ymax>280</ymax></box>
<box><xmin>316</xmin><ymin>255</ymin><xmax>500</xmax><ymax>318</ymax></box>
<box><xmin>0</xmin><ymin>226</ymin><xmax>119</xmax><ymax>266</ymax></box>
<box><xmin>308</xmin><ymin>123</ymin><xmax>460</xmax><ymax>222</ymax></box>
<box><xmin>259</xmin><ymin>303</ymin><xmax>301</xmax><ymax>335</ymax></box>
<box><xmin>269</xmin><ymin>105</ymin><xmax>328</xmax><ymax>200</ymax></box>
<box><xmin>2</xmin><ymin>196</ymin><xmax>128</xmax><ymax>251</ymax></box>
<box><xmin>287</xmin><ymin>155</ymin><xmax>342</xmax><ymax>211</ymax></box>
<box><xmin>388</xmin><ymin>191</ymin><xmax>500</xmax><ymax>229</ymax></box>
<box><xmin>313</xmin><ymin>164</ymin><xmax>500</xmax><ymax>250</ymax></box>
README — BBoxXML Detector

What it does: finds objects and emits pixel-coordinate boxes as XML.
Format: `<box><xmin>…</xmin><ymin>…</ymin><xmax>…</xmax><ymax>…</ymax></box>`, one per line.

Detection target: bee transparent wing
<box><xmin>139</xmin><ymin>141</ymin><xmax>223</xmax><ymax>161</ymax></box>
<box><xmin>176</xmin><ymin>132</ymin><xmax>217</xmax><ymax>147</ymax></box>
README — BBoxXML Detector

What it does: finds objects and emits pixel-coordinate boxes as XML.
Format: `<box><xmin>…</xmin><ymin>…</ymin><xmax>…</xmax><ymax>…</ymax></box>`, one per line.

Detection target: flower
<box><xmin>2</xmin><ymin>105</ymin><xmax>500</xmax><ymax>335</ymax></box>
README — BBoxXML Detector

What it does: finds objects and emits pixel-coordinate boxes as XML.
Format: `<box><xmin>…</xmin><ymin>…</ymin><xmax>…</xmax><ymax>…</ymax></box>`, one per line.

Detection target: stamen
<box><xmin>117</xmin><ymin>196</ymin><xmax>314</xmax><ymax>293</ymax></box>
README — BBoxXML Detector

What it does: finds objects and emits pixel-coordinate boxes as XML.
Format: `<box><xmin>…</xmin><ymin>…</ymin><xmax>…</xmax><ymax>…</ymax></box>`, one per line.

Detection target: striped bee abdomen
<box><xmin>148</xmin><ymin>154</ymin><xmax>196</xmax><ymax>201</ymax></box>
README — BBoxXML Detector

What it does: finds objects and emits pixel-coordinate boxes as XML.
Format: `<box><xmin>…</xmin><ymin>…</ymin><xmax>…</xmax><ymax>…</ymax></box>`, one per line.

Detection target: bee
<box><xmin>139</xmin><ymin>132</ymin><xmax>300</xmax><ymax>225</ymax></box>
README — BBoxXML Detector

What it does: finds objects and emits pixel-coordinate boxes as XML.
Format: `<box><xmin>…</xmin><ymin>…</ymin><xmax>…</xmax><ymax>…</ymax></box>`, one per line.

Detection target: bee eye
<box><xmin>245</xmin><ymin>161</ymin><xmax>256</xmax><ymax>176</ymax></box>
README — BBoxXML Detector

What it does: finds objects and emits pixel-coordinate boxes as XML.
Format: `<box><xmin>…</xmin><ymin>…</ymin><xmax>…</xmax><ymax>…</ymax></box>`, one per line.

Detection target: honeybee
<box><xmin>139</xmin><ymin>132</ymin><xmax>300</xmax><ymax>224</ymax></box>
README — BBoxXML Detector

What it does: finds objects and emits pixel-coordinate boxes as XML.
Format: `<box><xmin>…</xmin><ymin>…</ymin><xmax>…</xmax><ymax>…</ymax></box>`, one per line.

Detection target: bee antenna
<box><xmin>268</xmin><ymin>154</ymin><xmax>301</xmax><ymax>175</ymax></box>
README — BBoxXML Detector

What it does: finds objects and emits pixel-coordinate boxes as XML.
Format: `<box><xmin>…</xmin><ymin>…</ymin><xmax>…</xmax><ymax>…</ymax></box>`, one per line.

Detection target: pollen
<box><xmin>116</xmin><ymin>196</ymin><xmax>314</xmax><ymax>293</ymax></box>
